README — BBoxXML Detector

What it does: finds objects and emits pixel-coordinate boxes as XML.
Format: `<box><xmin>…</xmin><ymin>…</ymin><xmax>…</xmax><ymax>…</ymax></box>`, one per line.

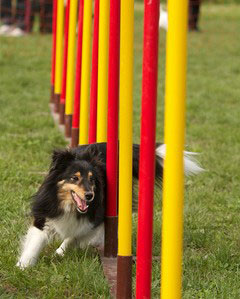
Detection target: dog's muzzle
<box><xmin>71</xmin><ymin>191</ymin><xmax>89</xmax><ymax>214</ymax></box>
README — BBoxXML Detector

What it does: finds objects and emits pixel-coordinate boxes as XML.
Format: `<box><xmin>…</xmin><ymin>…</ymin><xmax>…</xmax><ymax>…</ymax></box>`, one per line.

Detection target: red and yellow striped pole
<box><xmin>160</xmin><ymin>0</ymin><xmax>189</xmax><ymax>298</ymax></box>
<box><xmin>54</xmin><ymin>0</ymin><xmax>64</xmax><ymax>113</ymax></box>
<box><xmin>117</xmin><ymin>0</ymin><xmax>134</xmax><ymax>297</ymax></box>
<box><xmin>79</xmin><ymin>0</ymin><xmax>93</xmax><ymax>145</ymax></box>
<box><xmin>65</xmin><ymin>0</ymin><xmax>78</xmax><ymax>138</ymax></box>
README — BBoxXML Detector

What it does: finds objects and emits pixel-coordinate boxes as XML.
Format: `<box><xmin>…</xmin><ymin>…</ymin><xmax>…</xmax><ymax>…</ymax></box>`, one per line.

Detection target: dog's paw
<box><xmin>16</xmin><ymin>260</ymin><xmax>32</xmax><ymax>270</ymax></box>
<box><xmin>55</xmin><ymin>247</ymin><xmax>65</xmax><ymax>256</ymax></box>
<box><xmin>16</xmin><ymin>261</ymin><xmax>24</xmax><ymax>269</ymax></box>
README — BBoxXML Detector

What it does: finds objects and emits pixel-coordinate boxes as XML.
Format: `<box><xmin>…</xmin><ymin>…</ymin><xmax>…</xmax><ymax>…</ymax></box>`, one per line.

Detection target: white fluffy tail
<box><xmin>156</xmin><ymin>144</ymin><xmax>204</xmax><ymax>176</ymax></box>
<box><xmin>159</xmin><ymin>6</ymin><xmax>168</xmax><ymax>30</ymax></box>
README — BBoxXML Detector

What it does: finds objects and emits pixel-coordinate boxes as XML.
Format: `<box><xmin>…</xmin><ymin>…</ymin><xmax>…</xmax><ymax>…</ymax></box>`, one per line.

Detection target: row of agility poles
<box><xmin>49</xmin><ymin>0</ymin><xmax>188</xmax><ymax>297</ymax></box>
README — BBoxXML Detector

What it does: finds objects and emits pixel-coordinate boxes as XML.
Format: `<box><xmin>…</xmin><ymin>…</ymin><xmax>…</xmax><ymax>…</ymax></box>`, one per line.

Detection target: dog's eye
<box><xmin>71</xmin><ymin>176</ymin><xmax>79</xmax><ymax>182</ymax></box>
<box><xmin>89</xmin><ymin>177</ymin><xmax>94</xmax><ymax>183</ymax></box>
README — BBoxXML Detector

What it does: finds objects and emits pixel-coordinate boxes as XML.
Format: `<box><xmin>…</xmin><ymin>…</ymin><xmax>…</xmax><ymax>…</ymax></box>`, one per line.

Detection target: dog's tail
<box><xmin>132</xmin><ymin>143</ymin><xmax>203</xmax><ymax>211</ymax></box>
<box><xmin>132</xmin><ymin>143</ymin><xmax>203</xmax><ymax>181</ymax></box>
<box><xmin>155</xmin><ymin>143</ymin><xmax>204</xmax><ymax>177</ymax></box>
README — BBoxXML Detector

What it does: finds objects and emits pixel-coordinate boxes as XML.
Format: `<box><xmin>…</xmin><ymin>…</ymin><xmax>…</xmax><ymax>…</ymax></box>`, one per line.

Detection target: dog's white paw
<box><xmin>16</xmin><ymin>261</ymin><xmax>25</xmax><ymax>270</ymax></box>
<box><xmin>16</xmin><ymin>258</ymin><xmax>35</xmax><ymax>270</ymax></box>
<box><xmin>55</xmin><ymin>247</ymin><xmax>65</xmax><ymax>256</ymax></box>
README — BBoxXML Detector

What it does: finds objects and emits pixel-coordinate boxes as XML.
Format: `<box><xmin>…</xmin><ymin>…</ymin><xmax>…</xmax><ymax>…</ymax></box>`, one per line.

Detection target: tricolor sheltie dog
<box><xmin>17</xmin><ymin>142</ymin><xmax>202</xmax><ymax>269</ymax></box>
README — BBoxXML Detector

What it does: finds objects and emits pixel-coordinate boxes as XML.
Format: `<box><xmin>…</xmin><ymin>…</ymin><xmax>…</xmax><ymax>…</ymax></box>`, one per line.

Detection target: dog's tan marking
<box><xmin>57</xmin><ymin>182</ymin><xmax>86</xmax><ymax>211</ymax></box>
<box><xmin>57</xmin><ymin>180</ymin><xmax>65</xmax><ymax>186</ymax></box>
<box><xmin>74</xmin><ymin>172</ymin><xmax>82</xmax><ymax>178</ymax></box>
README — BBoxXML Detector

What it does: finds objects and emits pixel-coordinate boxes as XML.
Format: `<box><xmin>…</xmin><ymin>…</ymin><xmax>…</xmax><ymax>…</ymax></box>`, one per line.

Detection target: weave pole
<box><xmin>24</xmin><ymin>0</ymin><xmax>31</xmax><ymax>33</ymax></box>
<box><xmin>71</xmin><ymin>0</ymin><xmax>84</xmax><ymax>147</ymax></box>
<box><xmin>59</xmin><ymin>0</ymin><xmax>70</xmax><ymax>125</ymax></box>
<box><xmin>54</xmin><ymin>0</ymin><xmax>64</xmax><ymax>113</ymax></box>
<box><xmin>79</xmin><ymin>0</ymin><xmax>93</xmax><ymax>145</ymax></box>
<box><xmin>160</xmin><ymin>0</ymin><xmax>188</xmax><ymax>298</ymax></box>
<box><xmin>65</xmin><ymin>0</ymin><xmax>78</xmax><ymax>138</ymax></box>
<box><xmin>50</xmin><ymin>0</ymin><xmax>57</xmax><ymax>103</ymax></box>
<box><xmin>135</xmin><ymin>0</ymin><xmax>160</xmax><ymax>298</ymax></box>
<box><xmin>116</xmin><ymin>0</ymin><xmax>134</xmax><ymax>297</ymax></box>
<box><xmin>96</xmin><ymin>0</ymin><xmax>110</xmax><ymax>142</ymax></box>
<box><xmin>88</xmin><ymin>0</ymin><xmax>99</xmax><ymax>144</ymax></box>
<box><xmin>104</xmin><ymin>0</ymin><xmax>120</xmax><ymax>257</ymax></box>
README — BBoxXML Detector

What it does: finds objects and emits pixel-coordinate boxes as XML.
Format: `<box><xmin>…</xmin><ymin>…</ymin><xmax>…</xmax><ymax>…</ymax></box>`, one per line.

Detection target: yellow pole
<box><xmin>79</xmin><ymin>0</ymin><xmax>93</xmax><ymax>145</ymax></box>
<box><xmin>96</xmin><ymin>0</ymin><xmax>110</xmax><ymax>142</ymax></box>
<box><xmin>54</xmin><ymin>0</ymin><xmax>64</xmax><ymax>95</ymax></box>
<box><xmin>118</xmin><ymin>0</ymin><xmax>134</xmax><ymax>257</ymax></box>
<box><xmin>65</xmin><ymin>0</ymin><xmax>78</xmax><ymax>115</ymax></box>
<box><xmin>160</xmin><ymin>0</ymin><xmax>188</xmax><ymax>298</ymax></box>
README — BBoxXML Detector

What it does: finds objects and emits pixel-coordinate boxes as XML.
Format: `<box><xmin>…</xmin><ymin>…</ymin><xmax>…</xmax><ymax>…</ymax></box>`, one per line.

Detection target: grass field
<box><xmin>0</xmin><ymin>4</ymin><xmax>240</xmax><ymax>298</ymax></box>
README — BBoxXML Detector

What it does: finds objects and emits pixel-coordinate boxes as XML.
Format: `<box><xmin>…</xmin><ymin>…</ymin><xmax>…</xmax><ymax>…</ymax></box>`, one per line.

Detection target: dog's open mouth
<box><xmin>71</xmin><ymin>191</ymin><xmax>89</xmax><ymax>214</ymax></box>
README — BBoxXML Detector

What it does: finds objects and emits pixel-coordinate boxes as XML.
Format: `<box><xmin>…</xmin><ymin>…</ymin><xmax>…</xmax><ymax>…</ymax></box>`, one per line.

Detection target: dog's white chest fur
<box><xmin>51</xmin><ymin>213</ymin><xmax>94</xmax><ymax>240</ymax></box>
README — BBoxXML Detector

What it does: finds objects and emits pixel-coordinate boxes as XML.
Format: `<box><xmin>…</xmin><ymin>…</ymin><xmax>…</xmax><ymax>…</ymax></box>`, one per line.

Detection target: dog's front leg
<box><xmin>16</xmin><ymin>226</ymin><xmax>49</xmax><ymax>269</ymax></box>
<box><xmin>78</xmin><ymin>223</ymin><xmax>105</xmax><ymax>249</ymax></box>
<box><xmin>55</xmin><ymin>237</ymin><xmax>76</xmax><ymax>256</ymax></box>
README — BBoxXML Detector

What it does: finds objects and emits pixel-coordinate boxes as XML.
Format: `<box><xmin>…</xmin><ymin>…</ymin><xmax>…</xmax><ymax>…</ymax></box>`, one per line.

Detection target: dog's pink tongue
<box><xmin>80</xmin><ymin>199</ymin><xmax>87</xmax><ymax>211</ymax></box>
<box><xmin>73</xmin><ymin>193</ymin><xmax>87</xmax><ymax>211</ymax></box>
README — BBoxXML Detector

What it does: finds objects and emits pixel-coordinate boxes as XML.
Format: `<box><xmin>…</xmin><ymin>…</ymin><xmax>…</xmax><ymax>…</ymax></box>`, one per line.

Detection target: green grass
<box><xmin>0</xmin><ymin>3</ymin><xmax>240</xmax><ymax>298</ymax></box>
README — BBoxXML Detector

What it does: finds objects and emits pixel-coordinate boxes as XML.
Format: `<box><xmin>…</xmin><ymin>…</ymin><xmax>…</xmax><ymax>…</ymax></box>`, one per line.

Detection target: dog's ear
<box><xmin>50</xmin><ymin>149</ymin><xmax>75</xmax><ymax>170</ymax></box>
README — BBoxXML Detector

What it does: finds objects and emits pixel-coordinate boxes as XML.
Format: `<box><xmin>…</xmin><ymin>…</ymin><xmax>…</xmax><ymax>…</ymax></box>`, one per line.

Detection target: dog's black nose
<box><xmin>85</xmin><ymin>192</ymin><xmax>94</xmax><ymax>201</ymax></box>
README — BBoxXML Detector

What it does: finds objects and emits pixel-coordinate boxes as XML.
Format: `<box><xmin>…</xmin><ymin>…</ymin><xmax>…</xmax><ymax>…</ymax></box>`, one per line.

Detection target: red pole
<box><xmin>71</xmin><ymin>0</ymin><xmax>84</xmax><ymax>147</ymax></box>
<box><xmin>24</xmin><ymin>0</ymin><xmax>31</xmax><ymax>33</ymax></box>
<box><xmin>88</xmin><ymin>0</ymin><xmax>100</xmax><ymax>144</ymax></box>
<box><xmin>50</xmin><ymin>0</ymin><xmax>57</xmax><ymax>103</ymax></box>
<box><xmin>136</xmin><ymin>0</ymin><xmax>160</xmax><ymax>298</ymax></box>
<box><xmin>104</xmin><ymin>0</ymin><xmax>120</xmax><ymax>257</ymax></box>
<box><xmin>59</xmin><ymin>0</ymin><xmax>70</xmax><ymax>125</ymax></box>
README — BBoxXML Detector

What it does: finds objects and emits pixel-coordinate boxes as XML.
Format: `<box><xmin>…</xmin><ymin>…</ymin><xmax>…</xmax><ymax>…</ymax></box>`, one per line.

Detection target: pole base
<box><xmin>59</xmin><ymin>102</ymin><xmax>65</xmax><ymax>125</ymax></box>
<box><xmin>71</xmin><ymin>127</ymin><xmax>79</xmax><ymax>148</ymax></box>
<box><xmin>117</xmin><ymin>255</ymin><xmax>132</xmax><ymax>298</ymax></box>
<box><xmin>65</xmin><ymin>115</ymin><xmax>72</xmax><ymax>138</ymax></box>
<box><xmin>54</xmin><ymin>93</ymin><xmax>60</xmax><ymax>113</ymax></box>
<box><xmin>50</xmin><ymin>85</ymin><xmax>54</xmax><ymax>103</ymax></box>
<box><xmin>104</xmin><ymin>216</ymin><xmax>118</xmax><ymax>258</ymax></box>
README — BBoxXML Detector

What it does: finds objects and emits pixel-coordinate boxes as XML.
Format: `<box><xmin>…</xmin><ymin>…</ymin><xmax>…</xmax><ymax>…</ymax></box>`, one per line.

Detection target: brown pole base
<box><xmin>117</xmin><ymin>255</ymin><xmax>132</xmax><ymax>299</ymax></box>
<box><xmin>71</xmin><ymin>127</ymin><xmax>79</xmax><ymax>148</ymax></box>
<box><xmin>65</xmin><ymin>115</ymin><xmax>72</xmax><ymax>138</ymax></box>
<box><xmin>104</xmin><ymin>216</ymin><xmax>118</xmax><ymax>258</ymax></box>
<box><xmin>54</xmin><ymin>93</ymin><xmax>60</xmax><ymax>113</ymax></box>
<box><xmin>59</xmin><ymin>102</ymin><xmax>65</xmax><ymax>125</ymax></box>
<box><xmin>50</xmin><ymin>85</ymin><xmax>54</xmax><ymax>103</ymax></box>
